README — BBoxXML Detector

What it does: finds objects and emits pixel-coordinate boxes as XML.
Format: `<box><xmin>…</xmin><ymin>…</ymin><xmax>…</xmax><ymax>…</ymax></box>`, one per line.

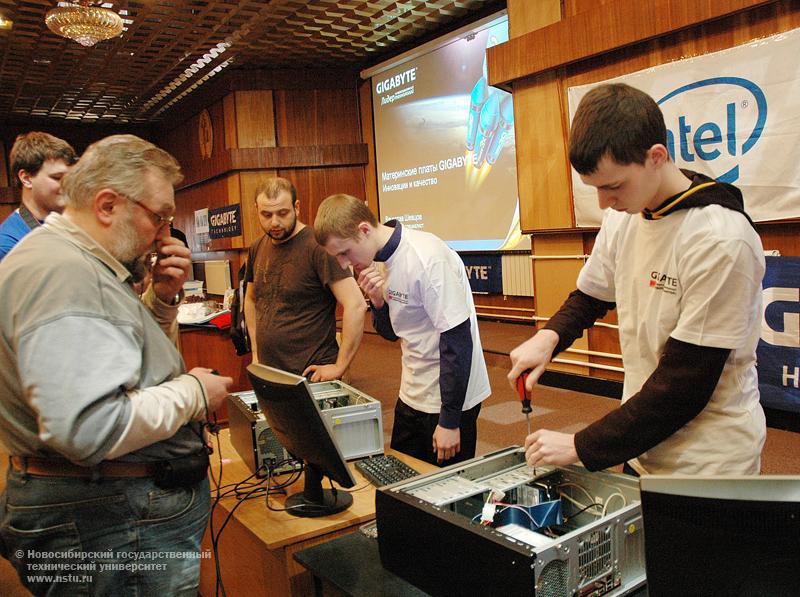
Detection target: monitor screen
<box><xmin>640</xmin><ymin>475</ymin><xmax>800</xmax><ymax>597</ymax></box>
<box><xmin>246</xmin><ymin>363</ymin><xmax>356</xmax><ymax>518</ymax></box>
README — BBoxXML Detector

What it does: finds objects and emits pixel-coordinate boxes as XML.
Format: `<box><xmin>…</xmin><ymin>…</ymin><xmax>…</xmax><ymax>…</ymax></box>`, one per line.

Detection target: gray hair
<box><xmin>62</xmin><ymin>135</ymin><xmax>182</xmax><ymax>209</ymax></box>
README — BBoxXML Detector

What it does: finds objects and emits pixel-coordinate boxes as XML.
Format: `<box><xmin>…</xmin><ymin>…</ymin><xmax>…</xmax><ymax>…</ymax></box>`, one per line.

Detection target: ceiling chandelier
<box><xmin>45</xmin><ymin>1</ymin><xmax>123</xmax><ymax>47</ymax></box>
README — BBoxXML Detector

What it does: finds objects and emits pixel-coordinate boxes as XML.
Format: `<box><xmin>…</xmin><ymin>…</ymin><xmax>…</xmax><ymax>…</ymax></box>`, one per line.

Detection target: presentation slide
<box><xmin>371</xmin><ymin>15</ymin><xmax>525</xmax><ymax>251</ymax></box>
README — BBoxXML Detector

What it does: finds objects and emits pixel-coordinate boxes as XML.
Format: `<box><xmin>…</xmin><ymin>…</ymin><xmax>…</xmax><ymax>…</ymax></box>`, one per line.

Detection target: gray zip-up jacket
<box><xmin>0</xmin><ymin>213</ymin><xmax>207</xmax><ymax>466</ymax></box>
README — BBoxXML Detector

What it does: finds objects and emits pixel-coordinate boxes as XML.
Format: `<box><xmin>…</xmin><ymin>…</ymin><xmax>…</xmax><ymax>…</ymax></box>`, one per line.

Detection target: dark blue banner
<box><xmin>757</xmin><ymin>256</ymin><xmax>800</xmax><ymax>414</ymax></box>
<box><xmin>209</xmin><ymin>204</ymin><xmax>242</xmax><ymax>239</ymax></box>
<box><xmin>460</xmin><ymin>254</ymin><xmax>503</xmax><ymax>294</ymax></box>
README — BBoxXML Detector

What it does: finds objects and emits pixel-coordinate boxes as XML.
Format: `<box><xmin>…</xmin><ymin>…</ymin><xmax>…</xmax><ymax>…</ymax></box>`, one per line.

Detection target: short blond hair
<box><xmin>62</xmin><ymin>135</ymin><xmax>182</xmax><ymax>209</ymax></box>
<box><xmin>314</xmin><ymin>193</ymin><xmax>377</xmax><ymax>245</ymax></box>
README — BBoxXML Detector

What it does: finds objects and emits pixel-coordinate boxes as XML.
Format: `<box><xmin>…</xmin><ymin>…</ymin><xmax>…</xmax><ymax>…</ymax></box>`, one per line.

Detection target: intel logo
<box><xmin>658</xmin><ymin>77</ymin><xmax>767</xmax><ymax>183</ymax></box>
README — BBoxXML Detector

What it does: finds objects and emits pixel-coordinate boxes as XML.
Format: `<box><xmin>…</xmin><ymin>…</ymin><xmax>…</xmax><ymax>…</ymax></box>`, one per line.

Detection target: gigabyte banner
<box><xmin>209</xmin><ymin>204</ymin><xmax>242</xmax><ymax>239</ymax></box>
<box><xmin>758</xmin><ymin>256</ymin><xmax>800</xmax><ymax>414</ymax></box>
<box><xmin>461</xmin><ymin>254</ymin><xmax>503</xmax><ymax>294</ymax></box>
<box><xmin>568</xmin><ymin>27</ymin><xmax>800</xmax><ymax>227</ymax></box>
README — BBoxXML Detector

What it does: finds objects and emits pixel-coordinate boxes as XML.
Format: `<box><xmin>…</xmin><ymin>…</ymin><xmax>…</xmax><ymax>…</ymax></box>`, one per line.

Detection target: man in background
<box><xmin>314</xmin><ymin>194</ymin><xmax>490</xmax><ymax>466</ymax></box>
<box><xmin>244</xmin><ymin>177</ymin><xmax>365</xmax><ymax>381</ymax></box>
<box><xmin>0</xmin><ymin>131</ymin><xmax>77</xmax><ymax>260</ymax></box>
<box><xmin>0</xmin><ymin>135</ymin><xmax>232</xmax><ymax>596</ymax></box>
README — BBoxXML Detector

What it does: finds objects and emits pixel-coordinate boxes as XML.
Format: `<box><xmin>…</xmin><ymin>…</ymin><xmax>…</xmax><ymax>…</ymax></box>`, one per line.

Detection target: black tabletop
<box><xmin>294</xmin><ymin>528</ymin><xmax>648</xmax><ymax>597</ymax></box>
<box><xmin>294</xmin><ymin>529</ymin><xmax>431</xmax><ymax>597</ymax></box>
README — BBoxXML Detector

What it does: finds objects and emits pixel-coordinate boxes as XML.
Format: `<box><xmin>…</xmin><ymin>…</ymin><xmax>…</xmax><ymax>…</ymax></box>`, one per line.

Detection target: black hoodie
<box><xmin>642</xmin><ymin>169</ymin><xmax>756</xmax><ymax>229</ymax></box>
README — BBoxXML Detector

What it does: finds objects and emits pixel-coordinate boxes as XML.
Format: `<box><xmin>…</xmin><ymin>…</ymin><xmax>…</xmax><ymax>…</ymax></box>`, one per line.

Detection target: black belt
<box><xmin>10</xmin><ymin>456</ymin><xmax>157</xmax><ymax>479</ymax></box>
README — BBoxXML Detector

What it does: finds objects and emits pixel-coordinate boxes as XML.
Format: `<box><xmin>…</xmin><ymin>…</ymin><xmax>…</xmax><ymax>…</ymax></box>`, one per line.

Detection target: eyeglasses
<box><xmin>119</xmin><ymin>193</ymin><xmax>174</xmax><ymax>229</ymax></box>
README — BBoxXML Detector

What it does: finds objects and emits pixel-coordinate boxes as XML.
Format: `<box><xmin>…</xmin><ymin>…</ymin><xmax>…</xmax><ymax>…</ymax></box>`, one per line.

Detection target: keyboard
<box><xmin>355</xmin><ymin>454</ymin><xmax>420</xmax><ymax>487</ymax></box>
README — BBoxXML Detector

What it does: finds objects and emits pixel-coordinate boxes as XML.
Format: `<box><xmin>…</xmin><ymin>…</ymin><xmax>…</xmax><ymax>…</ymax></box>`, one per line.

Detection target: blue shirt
<box><xmin>0</xmin><ymin>210</ymin><xmax>33</xmax><ymax>261</ymax></box>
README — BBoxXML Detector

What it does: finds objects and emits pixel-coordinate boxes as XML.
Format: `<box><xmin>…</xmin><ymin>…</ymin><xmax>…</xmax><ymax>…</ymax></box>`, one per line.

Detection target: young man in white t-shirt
<box><xmin>314</xmin><ymin>194</ymin><xmax>491</xmax><ymax>466</ymax></box>
<box><xmin>508</xmin><ymin>83</ymin><xmax>766</xmax><ymax>476</ymax></box>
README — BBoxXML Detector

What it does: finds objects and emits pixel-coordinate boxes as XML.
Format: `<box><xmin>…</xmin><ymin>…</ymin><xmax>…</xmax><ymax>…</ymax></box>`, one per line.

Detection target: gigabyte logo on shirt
<box><xmin>387</xmin><ymin>289</ymin><xmax>409</xmax><ymax>304</ymax></box>
<box><xmin>649</xmin><ymin>271</ymin><xmax>678</xmax><ymax>294</ymax></box>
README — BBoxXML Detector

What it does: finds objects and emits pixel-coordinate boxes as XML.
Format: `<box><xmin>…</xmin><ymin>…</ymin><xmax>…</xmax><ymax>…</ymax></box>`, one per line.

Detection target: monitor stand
<box><xmin>284</xmin><ymin>463</ymin><xmax>353</xmax><ymax>518</ymax></box>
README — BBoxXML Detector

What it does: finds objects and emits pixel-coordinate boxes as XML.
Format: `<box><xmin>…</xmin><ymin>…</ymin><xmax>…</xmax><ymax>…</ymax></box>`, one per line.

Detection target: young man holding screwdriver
<box><xmin>508</xmin><ymin>83</ymin><xmax>766</xmax><ymax>476</ymax></box>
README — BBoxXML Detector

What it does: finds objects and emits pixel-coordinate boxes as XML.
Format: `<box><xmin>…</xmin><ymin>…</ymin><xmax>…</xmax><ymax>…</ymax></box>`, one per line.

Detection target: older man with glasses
<box><xmin>0</xmin><ymin>134</ymin><xmax>232</xmax><ymax>596</ymax></box>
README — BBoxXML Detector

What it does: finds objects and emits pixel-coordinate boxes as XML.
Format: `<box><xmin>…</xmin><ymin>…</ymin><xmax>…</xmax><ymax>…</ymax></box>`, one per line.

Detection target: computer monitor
<box><xmin>640</xmin><ymin>475</ymin><xmax>800</xmax><ymax>597</ymax></box>
<box><xmin>246</xmin><ymin>363</ymin><xmax>356</xmax><ymax>518</ymax></box>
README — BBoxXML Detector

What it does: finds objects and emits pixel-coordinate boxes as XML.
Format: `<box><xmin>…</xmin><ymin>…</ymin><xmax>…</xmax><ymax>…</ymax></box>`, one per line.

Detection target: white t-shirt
<box><xmin>578</xmin><ymin>205</ymin><xmax>766</xmax><ymax>475</ymax></box>
<box><xmin>383</xmin><ymin>227</ymin><xmax>490</xmax><ymax>414</ymax></box>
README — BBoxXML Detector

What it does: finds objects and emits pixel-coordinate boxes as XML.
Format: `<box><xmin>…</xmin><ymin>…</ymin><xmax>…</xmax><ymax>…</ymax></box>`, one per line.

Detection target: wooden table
<box><xmin>199</xmin><ymin>430</ymin><xmax>434</xmax><ymax>597</ymax></box>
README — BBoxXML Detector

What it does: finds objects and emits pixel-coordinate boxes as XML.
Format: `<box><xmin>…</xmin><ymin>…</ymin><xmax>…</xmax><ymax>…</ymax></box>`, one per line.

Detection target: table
<box><xmin>295</xmin><ymin>532</ymin><xmax>649</xmax><ymax>597</ymax></box>
<box><xmin>294</xmin><ymin>531</ymin><xmax>430</xmax><ymax>597</ymax></box>
<box><xmin>198</xmin><ymin>430</ymin><xmax>434</xmax><ymax>597</ymax></box>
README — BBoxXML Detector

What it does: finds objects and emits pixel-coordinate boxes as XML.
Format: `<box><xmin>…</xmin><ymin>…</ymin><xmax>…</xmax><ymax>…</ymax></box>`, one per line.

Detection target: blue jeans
<box><xmin>0</xmin><ymin>469</ymin><xmax>210</xmax><ymax>596</ymax></box>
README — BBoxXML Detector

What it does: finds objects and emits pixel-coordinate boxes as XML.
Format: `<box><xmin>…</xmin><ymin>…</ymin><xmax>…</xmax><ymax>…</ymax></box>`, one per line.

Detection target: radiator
<box><xmin>501</xmin><ymin>254</ymin><xmax>534</xmax><ymax>297</ymax></box>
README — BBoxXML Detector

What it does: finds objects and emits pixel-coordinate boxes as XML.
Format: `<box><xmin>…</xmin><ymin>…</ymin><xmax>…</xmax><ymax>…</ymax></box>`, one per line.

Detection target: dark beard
<box><xmin>267</xmin><ymin>215</ymin><xmax>297</xmax><ymax>241</ymax></box>
<box><xmin>123</xmin><ymin>254</ymin><xmax>148</xmax><ymax>284</ymax></box>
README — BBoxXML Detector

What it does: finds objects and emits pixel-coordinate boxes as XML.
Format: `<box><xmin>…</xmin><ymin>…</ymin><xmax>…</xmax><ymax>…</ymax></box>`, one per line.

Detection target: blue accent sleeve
<box><xmin>0</xmin><ymin>212</ymin><xmax>31</xmax><ymax>261</ymax></box>
<box><xmin>438</xmin><ymin>318</ymin><xmax>472</xmax><ymax>429</ymax></box>
<box><xmin>371</xmin><ymin>302</ymin><xmax>398</xmax><ymax>341</ymax></box>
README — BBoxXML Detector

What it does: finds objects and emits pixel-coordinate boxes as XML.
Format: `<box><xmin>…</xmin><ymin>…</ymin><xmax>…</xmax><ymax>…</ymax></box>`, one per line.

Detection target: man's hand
<box><xmin>507</xmin><ymin>329</ymin><xmax>560</xmax><ymax>394</ymax></box>
<box><xmin>524</xmin><ymin>429</ymin><xmax>578</xmax><ymax>467</ymax></box>
<box><xmin>432</xmin><ymin>425</ymin><xmax>461</xmax><ymax>464</ymax></box>
<box><xmin>152</xmin><ymin>236</ymin><xmax>191</xmax><ymax>304</ymax></box>
<box><xmin>355</xmin><ymin>264</ymin><xmax>385</xmax><ymax>308</ymax></box>
<box><xmin>302</xmin><ymin>363</ymin><xmax>343</xmax><ymax>382</ymax></box>
<box><xmin>188</xmin><ymin>368</ymin><xmax>233</xmax><ymax>416</ymax></box>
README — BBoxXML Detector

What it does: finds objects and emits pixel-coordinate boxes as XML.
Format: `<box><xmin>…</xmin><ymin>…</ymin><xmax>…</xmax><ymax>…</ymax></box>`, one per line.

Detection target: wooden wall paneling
<box><xmin>0</xmin><ymin>204</ymin><xmax>16</xmax><ymax>222</ymax></box>
<box><xmin>507</xmin><ymin>0</ymin><xmax>561</xmax><ymax>38</ymax></box>
<box><xmin>223</xmin><ymin>93</ymin><xmax>238</xmax><ymax>150</ymax></box>
<box><xmin>531</xmin><ymin>233</ymin><xmax>589</xmax><ymax>375</ymax></box>
<box><xmin>0</xmin><ymin>139</ymin><xmax>8</xmax><ymax>187</ymax></box>
<box><xmin>173</xmin><ymin>175</ymin><xmax>233</xmax><ymax>252</ymax></box>
<box><xmin>487</xmin><ymin>0</ymin><xmax>776</xmax><ymax>87</ymax></box>
<box><xmin>582</xmin><ymin>227</ymin><xmax>622</xmax><ymax>380</ymax></box>
<box><xmin>234</xmin><ymin>90</ymin><xmax>276</xmax><ymax>149</ymax></box>
<box><xmin>758</xmin><ymin>223</ymin><xmax>800</xmax><ymax>257</ymax></box>
<box><xmin>239</xmin><ymin>169</ymin><xmax>279</xmax><ymax>247</ymax></box>
<box><xmin>0</xmin><ymin>187</ymin><xmax>16</xmax><ymax>205</ymax></box>
<box><xmin>473</xmin><ymin>294</ymin><xmax>535</xmax><ymax>321</ymax></box>
<box><xmin>565</xmin><ymin>2</ymin><xmax>800</xmax><ymax>90</ymax></box>
<box><xmin>159</xmin><ymin>99</ymin><xmax>233</xmax><ymax>189</ymax></box>
<box><xmin>229</xmin><ymin>144</ymin><xmax>368</xmax><ymax>170</ymax></box>
<box><xmin>513</xmin><ymin>74</ymin><xmax>573</xmax><ymax>231</ymax></box>
<box><xmin>358</xmin><ymin>79</ymin><xmax>379</xmax><ymax>219</ymax></box>
<box><xmin>273</xmin><ymin>88</ymin><xmax>362</xmax><ymax>146</ymax></box>
<box><xmin>285</xmin><ymin>166</ymin><xmax>368</xmax><ymax>227</ymax></box>
<box><xmin>565</xmin><ymin>0</ymin><xmax>616</xmax><ymax>19</ymax></box>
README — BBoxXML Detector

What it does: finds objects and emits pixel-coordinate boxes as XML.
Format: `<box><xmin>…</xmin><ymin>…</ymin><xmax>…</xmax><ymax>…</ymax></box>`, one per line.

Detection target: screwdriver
<box><xmin>516</xmin><ymin>369</ymin><xmax>532</xmax><ymax>437</ymax></box>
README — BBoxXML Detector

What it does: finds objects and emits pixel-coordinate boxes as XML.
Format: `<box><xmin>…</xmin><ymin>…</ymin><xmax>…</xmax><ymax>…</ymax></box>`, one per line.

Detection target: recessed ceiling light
<box><xmin>33</xmin><ymin>59</ymin><xmax>52</xmax><ymax>65</ymax></box>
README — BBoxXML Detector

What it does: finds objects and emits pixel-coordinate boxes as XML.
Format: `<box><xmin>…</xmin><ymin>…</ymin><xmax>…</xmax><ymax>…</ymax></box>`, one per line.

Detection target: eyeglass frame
<box><xmin>117</xmin><ymin>191</ymin><xmax>175</xmax><ymax>229</ymax></box>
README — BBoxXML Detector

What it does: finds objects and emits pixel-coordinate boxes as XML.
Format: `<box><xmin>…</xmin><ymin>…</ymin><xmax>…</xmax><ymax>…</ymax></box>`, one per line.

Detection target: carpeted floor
<box><xmin>0</xmin><ymin>319</ymin><xmax>796</xmax><ymax>597</ymax></box>
<box><xmin>348</xmin><ymin>319</ymin><xmax>800</xmax><ymax>475</ymax></box>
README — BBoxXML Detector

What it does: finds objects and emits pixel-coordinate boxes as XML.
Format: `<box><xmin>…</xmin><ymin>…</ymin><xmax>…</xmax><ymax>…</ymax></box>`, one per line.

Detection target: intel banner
<box><xmin>567</xmin><ymin>28</ymin><xmax>800</xmax><ymax>227</ymax></box>
<box><xmin>758</xmin><ymin>256</ymin><xmax>800</xmax><ymax>414</ymax></box>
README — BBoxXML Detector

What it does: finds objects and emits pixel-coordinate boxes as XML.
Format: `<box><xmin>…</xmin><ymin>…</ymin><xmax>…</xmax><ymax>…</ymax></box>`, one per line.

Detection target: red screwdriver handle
<box><xmin>516</xmin><ymin>370</ymin><xmax>532</xmax><ymax>413</ymax></box>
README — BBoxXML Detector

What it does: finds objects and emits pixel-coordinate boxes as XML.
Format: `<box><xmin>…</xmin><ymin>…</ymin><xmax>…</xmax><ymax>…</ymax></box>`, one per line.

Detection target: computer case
<box><xmin>228</xmin><ymin>379</ymin><xmax>383</xmax><ymax>475</ymax></box>
<box><xmin>376</xmin><ymin>447</ymin><xmax>645</xmax><ymax>597</ymax></box>
<box><xmin>227</xmin><ymin>391</ymin><xmax>301</xmax><ymax>476</ymax></box>
<box><xmin>310</xmin><ymin>379</ymin><xmax>384</xmax><ymax>460</ymax></box>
